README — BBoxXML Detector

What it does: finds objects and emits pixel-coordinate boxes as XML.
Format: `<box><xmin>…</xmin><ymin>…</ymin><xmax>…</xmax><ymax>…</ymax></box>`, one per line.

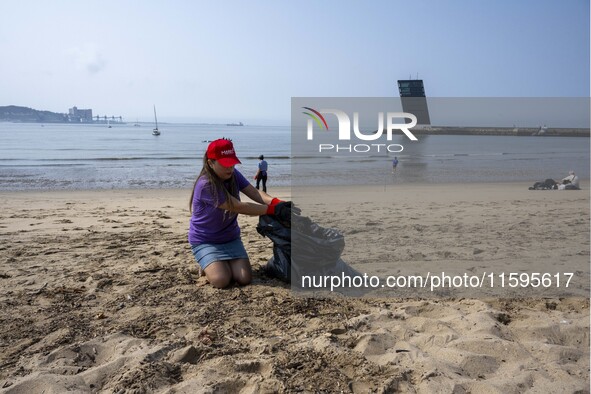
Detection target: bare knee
<box><xmin>204</xmin><ymin>262</ymin><xmax>232</xmax><ymax>288</ymax></box>
<box><xmin>208</xmin><ymin>274</ymin><xmax>232</xmax><ymax>288</ymax></box>
<box><xmin>235</xmin><ymin>272</ymin><xmax>252</xmax><ymax>286</ymax></box>
<box><xmin>231</xmin><ymin>258</ymin><xmax>252</xmax><ymax>286</ymax></box>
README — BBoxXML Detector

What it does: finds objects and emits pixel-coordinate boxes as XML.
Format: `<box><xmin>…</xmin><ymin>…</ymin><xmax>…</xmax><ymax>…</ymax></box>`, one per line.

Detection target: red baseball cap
<box><xmin>206</xmin><ymin>139</ymin><xmax>241</xmax><ymax>167</ymax></box>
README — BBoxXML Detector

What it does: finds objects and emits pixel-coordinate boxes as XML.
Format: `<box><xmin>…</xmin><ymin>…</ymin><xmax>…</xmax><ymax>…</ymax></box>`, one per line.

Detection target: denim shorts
<box><xmin>190</xmin><ymin>238</ymin><xmax>249</xmax><ymax>270</ymax></box>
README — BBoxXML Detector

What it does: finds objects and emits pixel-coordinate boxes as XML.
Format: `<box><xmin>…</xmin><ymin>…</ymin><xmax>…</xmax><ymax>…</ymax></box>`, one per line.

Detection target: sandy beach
<box><xmin>0</xmin><ymin>184</ymin><xmax>589</xmax><ymax>393</ymax></box>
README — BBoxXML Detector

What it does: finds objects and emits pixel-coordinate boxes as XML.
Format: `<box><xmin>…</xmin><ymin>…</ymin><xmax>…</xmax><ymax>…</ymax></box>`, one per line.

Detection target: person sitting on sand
<box><xmin>557</xmin><ymin>170</ymin><xmax>580</xmax><ymax>190</ymax></box>
<box><xmin>188</xmin><ymin>138</ymin><xmax>294</xmax><ymax>288</ymax></box>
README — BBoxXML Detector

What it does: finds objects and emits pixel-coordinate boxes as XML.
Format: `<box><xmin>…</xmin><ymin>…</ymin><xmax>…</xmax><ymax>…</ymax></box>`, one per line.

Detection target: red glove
<box><xmin>265</xmin><ymin>198</ymin><xmax>284</xmax><ymax>215</ymax></box>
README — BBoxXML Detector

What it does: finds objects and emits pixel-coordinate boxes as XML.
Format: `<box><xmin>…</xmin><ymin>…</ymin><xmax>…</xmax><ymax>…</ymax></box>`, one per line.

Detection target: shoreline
<box><xmin>0</xmin><ymin>179</ymin><xmax>588</xmax><ymax>196</ymax></box>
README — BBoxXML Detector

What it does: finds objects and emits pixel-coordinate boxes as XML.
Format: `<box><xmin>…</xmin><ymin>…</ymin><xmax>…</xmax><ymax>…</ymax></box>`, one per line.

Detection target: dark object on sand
<box><xmin>256</xmin><ymin>214</ymin><xmax>363</xmax><ymax>290</ymax></box>
<box><xmin>529</xmin><ymin>178</ymin><xmax>557</xmax><ymax>190</ymax></box>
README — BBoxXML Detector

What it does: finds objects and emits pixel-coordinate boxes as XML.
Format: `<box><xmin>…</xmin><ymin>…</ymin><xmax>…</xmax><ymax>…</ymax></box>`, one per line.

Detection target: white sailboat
<box><xmin>152</xmin><ymin>105</ymin><xmax>161</xmax><ymax>136</ymax></box>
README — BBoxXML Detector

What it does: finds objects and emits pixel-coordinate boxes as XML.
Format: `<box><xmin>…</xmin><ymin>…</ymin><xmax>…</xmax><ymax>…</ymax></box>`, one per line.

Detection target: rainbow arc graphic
<box><xmin>302</xmin><ymin>107</ymin><xmax>329</xmax><ymax>130</ymax></box>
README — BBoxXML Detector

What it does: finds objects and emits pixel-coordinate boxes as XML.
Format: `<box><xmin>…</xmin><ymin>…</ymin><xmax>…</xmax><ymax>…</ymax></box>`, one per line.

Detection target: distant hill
<box><xmin>0</xmin><ymin>105</ymin><xmax>68</xmax><ymax>123</ymax></box>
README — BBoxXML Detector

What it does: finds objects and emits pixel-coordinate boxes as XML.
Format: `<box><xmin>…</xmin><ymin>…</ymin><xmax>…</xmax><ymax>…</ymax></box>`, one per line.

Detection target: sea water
<box><xmin>0</xmin><ymin>122</ymin><xmax>588</xmax><ymax>190</ymax></box>
<box><xmin>292</xmin><ymin>133</ymin><xmax>590</xmax><ymax>187</ymax></box>
<box><xmin>0</xmin><ymin>122</ymin><xmax>290</xmax><ymax>190</ymax></box>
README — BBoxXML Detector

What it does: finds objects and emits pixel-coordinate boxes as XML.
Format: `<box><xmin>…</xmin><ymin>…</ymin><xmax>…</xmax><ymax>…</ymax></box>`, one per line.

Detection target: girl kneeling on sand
<box><xmin>188</xmin><ymin>138</ymin><xmax>292</xmax><ymax>288</ymax></box>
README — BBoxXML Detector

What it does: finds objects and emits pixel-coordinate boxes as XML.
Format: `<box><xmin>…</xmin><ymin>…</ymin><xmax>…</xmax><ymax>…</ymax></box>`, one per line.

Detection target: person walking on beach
<box><xmin>392</xmin><ymin>157</ymin><xmax>399</xmax><ymax>173</ymax></box>
<box><xmin>254</xmin><ymin>154</ymin><xmax>268</xmax><ymax>192</ymax></box>
<box><xmin>188</xmin><ymin>139</ymin><xmax>293</xmax><ymax>288</ymax></box>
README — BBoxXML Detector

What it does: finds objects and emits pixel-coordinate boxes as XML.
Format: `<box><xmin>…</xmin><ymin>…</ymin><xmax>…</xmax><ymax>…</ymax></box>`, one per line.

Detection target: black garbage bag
<box><xmin>256</xmin><ymin>215</ymin><xmax>293</xmax><ymax>282</ymax></box>
<box><xmin>256</xmin><ymin>214</ymin><xmax>365</xmax><ymax>291</ymax></box>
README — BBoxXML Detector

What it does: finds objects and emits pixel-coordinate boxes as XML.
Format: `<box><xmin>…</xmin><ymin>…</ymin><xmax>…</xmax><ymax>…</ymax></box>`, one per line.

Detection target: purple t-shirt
<box><xmin>188</xmin><ymin>169</ymin><xmax>250</xmax><ymax>245</ymax></box>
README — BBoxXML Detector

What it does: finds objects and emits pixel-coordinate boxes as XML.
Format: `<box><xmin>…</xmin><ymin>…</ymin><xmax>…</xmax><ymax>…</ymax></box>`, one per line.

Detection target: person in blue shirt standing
<box><xmin>392</xmin><ymin>157</ymin><xmax>399</xmax><ymax>174</ymax></box>
<box><xmin>254</xmin><ymin>154</ymin><xmax>268</xmax><ymax>192</ymax></box>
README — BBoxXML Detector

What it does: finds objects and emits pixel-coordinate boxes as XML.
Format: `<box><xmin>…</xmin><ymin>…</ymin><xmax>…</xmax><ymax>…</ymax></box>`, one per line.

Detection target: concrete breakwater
<box><xmin>411</xmin><ymin>126</ymin><xmax>590</xmax><ymax>137</ymax></box>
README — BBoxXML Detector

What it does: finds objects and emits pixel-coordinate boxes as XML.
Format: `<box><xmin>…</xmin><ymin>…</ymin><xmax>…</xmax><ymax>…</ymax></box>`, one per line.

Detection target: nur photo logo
<box><xmin>302</xmin><ymin>107</ymin><xmax>419</xmax><ymax>153</ymax></box>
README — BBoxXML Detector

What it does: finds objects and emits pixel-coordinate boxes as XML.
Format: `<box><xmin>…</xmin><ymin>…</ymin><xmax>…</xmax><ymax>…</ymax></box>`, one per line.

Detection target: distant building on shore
<box><xmin>397</xmin><ymin>79</ymin><xmax>431</xmax><ymax>125</ymax></box>
<box><xmin>68</xmin><ymin>106</ymin><xmax>93</xmax><ymax>123</ymax></box>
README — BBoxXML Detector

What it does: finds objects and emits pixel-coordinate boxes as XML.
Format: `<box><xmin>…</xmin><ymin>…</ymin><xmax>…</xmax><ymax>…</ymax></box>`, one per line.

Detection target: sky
<box><xmin>0</xmin><ymin>0</ymin><xmax>589</xmax><ymax>125</ymax></box>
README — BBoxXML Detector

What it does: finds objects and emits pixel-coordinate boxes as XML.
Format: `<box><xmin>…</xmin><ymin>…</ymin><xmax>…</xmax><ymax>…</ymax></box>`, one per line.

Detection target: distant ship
<box><xmin>226</xmin><ymin>121</ymin><xmax>244</xmax><ymax>126</ymax></box>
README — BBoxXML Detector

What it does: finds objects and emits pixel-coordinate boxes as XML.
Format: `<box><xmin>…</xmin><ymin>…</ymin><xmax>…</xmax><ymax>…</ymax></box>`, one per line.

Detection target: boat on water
<box><xmin>152</xmin><ymin>105</ymin><xmax>160</xmax><ymax>136</ymax></box>
<box><xmin>227</xmin><ymin>121</ymin><xmax>244</xmax><ymax>126</ymax></box>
